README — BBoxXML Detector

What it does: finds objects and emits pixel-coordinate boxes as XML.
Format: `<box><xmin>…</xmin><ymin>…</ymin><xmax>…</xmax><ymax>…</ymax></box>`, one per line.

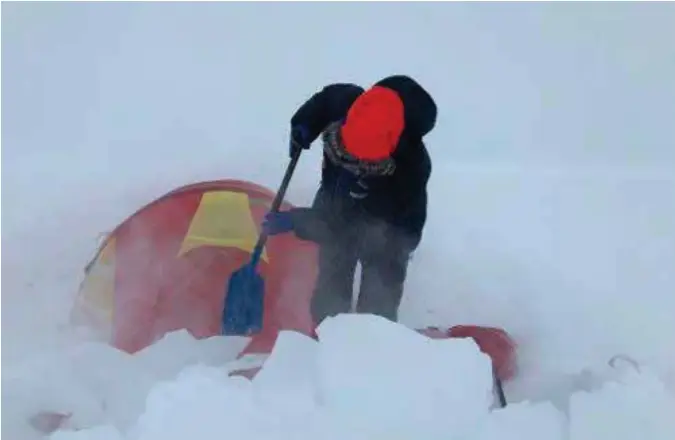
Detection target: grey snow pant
<box><xmin>310</xmin><ymin>225</ymin><xmax>412</xmax><ymax>325</ymax></box>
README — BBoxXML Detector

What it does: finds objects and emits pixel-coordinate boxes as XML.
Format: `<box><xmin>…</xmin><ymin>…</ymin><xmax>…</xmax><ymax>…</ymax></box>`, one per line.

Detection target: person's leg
<box><xmin>356</xmin><ymin>228</ymin><xmax>412</xmax><ymax>322</ymax></box>
<box><xmin>310</xmin><ymin>235</ymin><xmax>359</xmax><ymax>325</ymax></box>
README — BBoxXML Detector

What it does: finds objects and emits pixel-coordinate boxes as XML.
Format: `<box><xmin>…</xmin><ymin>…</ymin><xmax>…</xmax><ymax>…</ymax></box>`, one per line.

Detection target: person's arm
<box><xmin>392</xmin><ymin>146</ymin><xmax>432</xmax><ymax>251</ymax></box>
<box><xmin>290</xmin><ymin>83</ymin><xmax>364</xmax><ymax>144</ymax></box>
<box><xmin>287</xmin><ymin>208</ymin><xmax>332</xmax><ymax>243</ymax></box>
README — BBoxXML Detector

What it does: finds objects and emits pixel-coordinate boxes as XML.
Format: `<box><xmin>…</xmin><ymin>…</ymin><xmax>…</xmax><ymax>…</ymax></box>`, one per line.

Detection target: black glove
<box><xmin>289</xmin><ymin>125</ymin><xmax>311</xmax><ymax>158</ymax></box>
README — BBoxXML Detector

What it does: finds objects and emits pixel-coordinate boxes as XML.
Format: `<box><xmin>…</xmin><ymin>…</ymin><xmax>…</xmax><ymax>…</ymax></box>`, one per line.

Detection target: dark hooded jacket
<box><xmin>288</xmin><ymin>75</ymin><xmax>437</xmax><ymax>251</ymax></box>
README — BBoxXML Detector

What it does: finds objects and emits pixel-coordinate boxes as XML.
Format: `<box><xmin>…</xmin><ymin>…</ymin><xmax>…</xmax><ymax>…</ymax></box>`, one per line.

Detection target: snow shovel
<box><xmin>221</xmin><ymin>147</ymin><xmax>303</xmax><ymax>335</ymax></box>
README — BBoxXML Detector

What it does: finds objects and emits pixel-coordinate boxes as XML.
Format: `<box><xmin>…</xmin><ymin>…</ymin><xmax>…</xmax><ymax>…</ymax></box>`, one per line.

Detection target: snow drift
<box><xmin>5</xmin><ymin>315</ymin><xmax>675</xmax><ymax>440</ymax></box>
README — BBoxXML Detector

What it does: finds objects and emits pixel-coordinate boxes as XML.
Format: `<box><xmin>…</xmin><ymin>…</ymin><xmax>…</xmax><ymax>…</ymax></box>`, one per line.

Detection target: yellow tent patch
<box><xmin>178</xmin><ymin>190</ymin><xmax>268</xmax><ymax>261</ymax></box>
<box><xmin>74</xmin><ymin>237</ymin><xmax>117</xmax><ymax>329</ymax></box>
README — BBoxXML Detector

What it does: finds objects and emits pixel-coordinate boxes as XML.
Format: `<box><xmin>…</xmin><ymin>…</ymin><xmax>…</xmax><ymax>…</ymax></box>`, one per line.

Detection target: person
<box><xmin>262</xmin><ymin>75</ymin><xmax>437</xmax><ymax>326</ymax></box>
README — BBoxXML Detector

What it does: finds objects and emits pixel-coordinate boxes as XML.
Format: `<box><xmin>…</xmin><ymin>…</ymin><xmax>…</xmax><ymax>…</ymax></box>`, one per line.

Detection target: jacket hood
<box><xmin>374</xmin><ymin>75</ymin><xmax>437</xmax><ymax>140</ymax></box>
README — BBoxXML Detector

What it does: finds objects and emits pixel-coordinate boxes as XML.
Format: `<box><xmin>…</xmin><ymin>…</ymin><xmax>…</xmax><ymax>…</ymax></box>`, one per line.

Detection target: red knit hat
<box><xmin>340</xmin><ymin>86</ymin><xmax>405</xmax><ymax>161</ymax></box>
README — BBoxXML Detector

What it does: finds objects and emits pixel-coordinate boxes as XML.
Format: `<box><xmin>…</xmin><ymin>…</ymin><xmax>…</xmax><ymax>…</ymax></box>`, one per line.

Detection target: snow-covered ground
<box><xmin>3</xmin><ymin>2</ymin><xmax>675</xmax><ymax>439</ymax></box>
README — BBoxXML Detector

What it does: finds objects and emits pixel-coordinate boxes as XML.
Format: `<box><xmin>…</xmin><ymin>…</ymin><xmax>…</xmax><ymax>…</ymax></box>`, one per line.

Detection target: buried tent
<box><xmin>71</xmin><ymin>179</ymin><xmax>517</xmax><ymax>381</ymax></box>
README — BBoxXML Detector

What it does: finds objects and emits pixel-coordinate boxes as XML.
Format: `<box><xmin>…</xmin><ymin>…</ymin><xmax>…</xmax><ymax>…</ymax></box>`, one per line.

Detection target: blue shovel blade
<box><xmin>222</xmin><ymin>265</ymin><xmax>264</xmax><ymax>336</ymax></box>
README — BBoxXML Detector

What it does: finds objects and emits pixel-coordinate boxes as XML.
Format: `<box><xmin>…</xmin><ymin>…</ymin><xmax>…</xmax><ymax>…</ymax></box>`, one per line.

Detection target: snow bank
<box><xmin>6</xmin><ymin>314</ymin><xmax>670</xmax><ymax>440</ymax></box>
<box><xmin>569</xmin><ymin>363</ymin><xmax>675</xmax><ymax>439</ymax></box>
<box><xmin>1</xmin><ymin>331</ymin><xmax>249</xmax><ymax>440</ymax></box>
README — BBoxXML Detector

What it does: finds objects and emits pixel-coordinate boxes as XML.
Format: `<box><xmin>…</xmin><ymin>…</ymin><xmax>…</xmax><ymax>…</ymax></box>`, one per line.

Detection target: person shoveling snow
<box><xmin>263</xmin><ymin>75</ymin><xmax>437</xmax><ymax>325</ymax></box>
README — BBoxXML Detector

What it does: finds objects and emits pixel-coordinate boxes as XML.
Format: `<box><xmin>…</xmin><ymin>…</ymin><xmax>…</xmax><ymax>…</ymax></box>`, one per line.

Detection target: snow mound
<box><xmin>569</xmin><ymin>363</ymin><xmax>675</xmax><ymax>439</ymax></box>
<box><xmin>6</xmin><ymin>315</ymin><xmax>675</xmax><ymax>440</ymax></box>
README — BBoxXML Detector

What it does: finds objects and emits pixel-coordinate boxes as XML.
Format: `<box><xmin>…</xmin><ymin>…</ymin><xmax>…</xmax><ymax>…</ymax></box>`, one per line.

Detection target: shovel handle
<box><xmin>249</xmin><ymin>146</ymin><xmax>302</xmax><ymax>267</ymax></box>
